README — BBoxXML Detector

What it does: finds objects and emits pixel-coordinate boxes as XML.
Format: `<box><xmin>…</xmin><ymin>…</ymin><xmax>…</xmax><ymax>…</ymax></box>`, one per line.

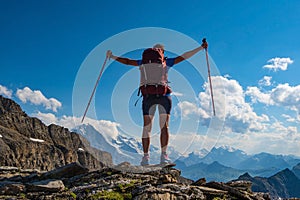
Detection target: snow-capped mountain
<box><xmin>73</xmin><ymin>124</ymin><xmax>300</xmax><ymax>175</ymax></box>
<box><xmin>179</xmin><ymin>145</ymin><xmax>300</xmax><ymax>171</ymax></box>
<box><xmin>174</xmin><ymin>145</ymin><xmax>300</xmax><ymax>182</ymax></box>
<box><xmin>178</xmin><ymin>149</ymin><xmax>209</xmax><ymax>166</ymax></box>
<box><xmin>73</xmin><ymin>124</ymin><xmax>137</xmax><ymax>164</ymax></box>
<box><xmin>201</xmin><ymin>146</ymin><xmax>249</xmax><ymax>168</ymax></box>
<box><xmin>235</xmin><ymin>152</ymin><xmax>300</xmax><ymax>170</ymax></box>
<box><xmin>72</xmin><ymin>124</ymin><xmax>181</xmax><ymax>165</ymax></box>
<box><xmin>179</xmin><ymin>146</ymin><xmax>249</xmax><ymax>168</ymax></box>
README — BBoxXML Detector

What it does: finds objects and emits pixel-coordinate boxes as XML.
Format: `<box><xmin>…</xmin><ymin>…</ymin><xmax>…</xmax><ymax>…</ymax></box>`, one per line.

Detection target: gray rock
<box><xmin>227</xmin><ymin>180</ymin><xmax>252</xmax><ymax>192</ymax></box>
<box><xmin>0</xmin><ymin>181</ymin><xmax>25</xmax><ymax>195</ymax></box>
<box><xmin>192</xmin><ymin>177</ymin><xmax>206</xmax><ymax>186</ymax></box>
<box><xmin>206</xmin><ymin>181</ymin><xmax>252</xmax><ymax>200</ymax></box>
<box><xmin>26</xmin><ymin>179</ymin><xmax>65</xmax><ymax>193</ymax></box>
<box><xmin>40</xmin><ymin>162</ymin><xmax>89</xmax><ymax>180</ymax></box>
<box><xmin>0</xmin><ymin>166</ymin><xmax>19</xmax><ymax>172</ymax></box>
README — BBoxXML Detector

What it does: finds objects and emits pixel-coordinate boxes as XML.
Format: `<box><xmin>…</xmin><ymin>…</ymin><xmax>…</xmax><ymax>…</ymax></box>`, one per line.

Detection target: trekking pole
<box><xmin>81</xmin><ymin>55</ymin><xmax>109</xmax><ymax>123</ymax></box>
<box><xmin>202</xmin><ymin>38</ymin><xmax>216</xmax><ymax>116</ymax></box>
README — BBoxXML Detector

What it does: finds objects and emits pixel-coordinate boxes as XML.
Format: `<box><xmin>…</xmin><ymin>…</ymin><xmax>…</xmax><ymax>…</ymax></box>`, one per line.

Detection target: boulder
<box><xmin>26</xmin><ymin>179</ymin><xmax>65</xmax><ymax>193</ymax></box>
<box><xmin>40</xmin><ymin>162</ymin><xmax>89</xmax><ymax>180</ymax></box>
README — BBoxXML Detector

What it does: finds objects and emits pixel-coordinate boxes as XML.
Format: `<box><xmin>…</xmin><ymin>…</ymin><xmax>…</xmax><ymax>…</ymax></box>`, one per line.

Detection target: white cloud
<box><xmin>176</xmin><ymin>101</ymin><xmax>209</xmax><ymax>119</ymax></box>
<box><xmin>282</xmin><ymin>114</ymin><xmax>298</xmax><ymax>123</ymax></box>
<box><xmin>170</xmin><ymin>128</ymin><xmax>300</xmax><ymax>157</ymax></box>
<box><xmin>175</xmin><ymin>76</ymin><xmax>270</xmax><ymax>134</ymax></box>
<box><xmin>16</xmin><ymin>87</ymin><xmax>62</xmax><ymax>112</ymax></box>
<box><xmin>263</xmin><ymin>57</ymin><xmax>293</xmax><ymax>71</ymax></box>
<box><xmin>0</xmin><ymin>85</ymin><xmax>13</xmax><ymax>98</ymax></box>
<box><xmin>58</xmin><ymin>116</ymin><xmax>120</xmax><ymax>140</ymax></box>
<box><xmin>270</xmin><ymin>83</ymin><xmax>300</xmax><ymax>113</ymax></box>
<box><xmin>32</xmin><ymin>111</ymin><xmax>58</xmax><ymax>125</ymax></box>
<box><xmin>197</xmin><ymin>76</ymin><xmax>269</xmax><ymax>133</ymax></box>
<box><xmin>172</xmin><ymin>91</ymin><xmax>184</xmax><ymax>97</ymax></box>
<box><xmin>31</xmin><ymin>112</ymin><xmax>121</xmax><ymax>140</ymax></box>
<box><xmin>224</xmin><ymin>74</ymin><xmax>231</xmax><ymax>79</ymax></box>
<box><xmin>169</xmin><ymin>134</ymin><xmax>214</xmax><ymax>155</ymax></box>
<box><xmin>214</xmin><ymin>131</ymin><xmax>300</xmax><ymax>156</ymax></box>
<box><xmin>258</xmin><ymin>76</ymin><xmax>272</xmax><ymax>87</ymax></box>
<box><xmin>272</xmin><ymin>122</ymin><xmax>297</xmax><ymax>134</ymax></box>
<box><xmin>246</xmin><ymin>83</ymin><xmax>300</xmax><ymax>115</ymax></box>
<box><xmin>245</xmin><ymin>86</ymin><xmax>273</xmax><ymax>104</ymax></box>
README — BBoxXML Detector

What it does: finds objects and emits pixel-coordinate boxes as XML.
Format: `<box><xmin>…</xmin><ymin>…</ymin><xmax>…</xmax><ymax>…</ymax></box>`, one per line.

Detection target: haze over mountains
<box><xmin>72</xmin><ymin>122</ymin><xmax>300</xmax><ymax>181</ymax></box>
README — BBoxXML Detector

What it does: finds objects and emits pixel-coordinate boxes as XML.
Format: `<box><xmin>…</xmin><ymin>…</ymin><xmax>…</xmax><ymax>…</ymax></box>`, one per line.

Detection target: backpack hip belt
<box><xmin>139</xmin><ymin>84</ymin><xmax>171</xmax><ymax>96</ymax></box>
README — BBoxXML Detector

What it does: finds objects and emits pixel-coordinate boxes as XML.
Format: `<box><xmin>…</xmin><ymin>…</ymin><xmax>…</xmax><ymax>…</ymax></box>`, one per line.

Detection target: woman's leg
<box><xmin>159</xmin><ymin>113</ymin><xmax>170</xmax><ymax>153</ymax></box>
<box><xmin>142</xmin><ymin>114</ymin><xmax>154</xmax><ymax>154</ymax></box>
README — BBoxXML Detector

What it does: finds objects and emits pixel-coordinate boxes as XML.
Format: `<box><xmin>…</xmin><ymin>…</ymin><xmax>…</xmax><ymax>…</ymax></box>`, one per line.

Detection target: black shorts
<box><xmin>142</xmin><ymin>94</ymin><xmax>172</xmax><ymax>115</ymax></box>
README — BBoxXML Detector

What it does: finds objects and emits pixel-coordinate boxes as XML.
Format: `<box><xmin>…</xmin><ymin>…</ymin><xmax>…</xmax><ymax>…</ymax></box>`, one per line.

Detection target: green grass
<box><xmin>19</xmin><ymin>193</ymin><xmax>26</xmax><ymax>199</ymax></box>
<box><xmin>70</xmin><ymin>192</ymin><xmax>77</xmax><ymax>199</ymax></box>
<box><xmin>91</xmin><ymin>190</ymin><xmax>125</xmax><ymax>200</ymax></box>
<box><xmin>117</xmin><ymin>180</ymin><xmax>136</xmax><ymax>192</ymax></box>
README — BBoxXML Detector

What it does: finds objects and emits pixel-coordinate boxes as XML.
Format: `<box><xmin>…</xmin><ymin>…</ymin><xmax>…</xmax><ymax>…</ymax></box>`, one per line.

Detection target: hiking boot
<box><xmin>160</xmin><ymin>152</ymin><xmax>172</xmax><ymax>164</ymax></box>
<box><xmin>140</xmin><ymin>155</ymin><xmax>150</xmax><ymax>166</ymax></box>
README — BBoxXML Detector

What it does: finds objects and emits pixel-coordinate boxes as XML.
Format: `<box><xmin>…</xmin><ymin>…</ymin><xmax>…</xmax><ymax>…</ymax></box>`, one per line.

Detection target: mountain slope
<box><xmin>73</xmin><ymin>124</ymin><xmax>143</xmax><ymax>165</ymax></box>
<box><xmin>268</xmin><ymin>168</ymin><xmax>300</xmax><ymax>198</ymax></box>
<box><xmin>0</xmin><ymin>95</ymin><xmax>112</xmax><ymax>170</ymax></box>
<box><xmin>73</xmin><ymin>124</ymin><xmax>164</xmax><ymax>165</ymax></box>
<box><xmin>292</xmin><ymin>163</ymin><xmax>300</xmax><ymax>179</ymax></box>
<box><xmin>178</xmin><ymin>161</ymin><xmax>245</xmax><ymax>182</ymax></box>
<box><xmin>237</xmin><ymin>167</ymin><xmax>300</xmax><ymax>199</ymax></box>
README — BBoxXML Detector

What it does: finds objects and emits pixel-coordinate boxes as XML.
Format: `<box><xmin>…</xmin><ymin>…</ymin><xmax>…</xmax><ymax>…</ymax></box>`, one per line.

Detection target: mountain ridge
<box><xmin>0</xmin><ymin>95</ymin><xmax>112</xmax><ymax>171</ymax></box>
<box><xmin>237</xmin><ymin>167</ymin><xmax>300</xmax><ymax>199</ymax></box>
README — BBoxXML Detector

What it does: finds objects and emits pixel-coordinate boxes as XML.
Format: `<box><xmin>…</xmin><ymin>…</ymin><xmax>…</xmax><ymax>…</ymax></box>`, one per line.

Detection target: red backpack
<box><xmin>142</xmin><ymin>48</ymin><xmax>165</xmax><ymax>64</ymax></box>
<box><xmin>139</xmin><ymin>48</ymin><xmax>171</xmax><ymax>96</ymax></box>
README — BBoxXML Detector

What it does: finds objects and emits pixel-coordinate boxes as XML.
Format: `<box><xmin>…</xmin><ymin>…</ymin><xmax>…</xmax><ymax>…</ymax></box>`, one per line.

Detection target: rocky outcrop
<box><xmin>0</xmin><ymin>95</ymin><xmax>112</xmax><ymax>171</ymax></box>
<box><xmin>0</xmin><ymin>162</ymin><xmax>271</xmax><ymax>200</ymax></box>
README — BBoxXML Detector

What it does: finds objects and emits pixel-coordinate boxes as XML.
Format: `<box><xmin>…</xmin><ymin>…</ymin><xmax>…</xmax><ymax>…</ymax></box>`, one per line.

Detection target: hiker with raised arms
<box><xmin>106</xmin><ymin>40</ymin><xmax>208</xmax><ymax>166</ymax></box>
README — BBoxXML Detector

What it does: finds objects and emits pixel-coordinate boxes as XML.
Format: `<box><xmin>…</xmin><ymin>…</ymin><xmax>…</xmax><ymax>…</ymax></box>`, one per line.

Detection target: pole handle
<box><xmin>202</xmin><ymin>38</ymin><xmax>208</xmax><ymax>50</ymax></box>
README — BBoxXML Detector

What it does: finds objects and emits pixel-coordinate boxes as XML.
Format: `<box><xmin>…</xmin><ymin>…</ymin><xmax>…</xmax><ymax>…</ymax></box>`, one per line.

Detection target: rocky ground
<box><xmin>0</xmin><ymin>162</ymin><xmax>271</xmax><ymax>200</ymax></box>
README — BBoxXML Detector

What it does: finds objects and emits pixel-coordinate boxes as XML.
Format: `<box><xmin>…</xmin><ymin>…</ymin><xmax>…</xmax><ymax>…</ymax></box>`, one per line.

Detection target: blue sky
<box><xmin>1</xmin><ymin>0</ymin><xmax>300</xmax><ymax>156</ymax></box>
